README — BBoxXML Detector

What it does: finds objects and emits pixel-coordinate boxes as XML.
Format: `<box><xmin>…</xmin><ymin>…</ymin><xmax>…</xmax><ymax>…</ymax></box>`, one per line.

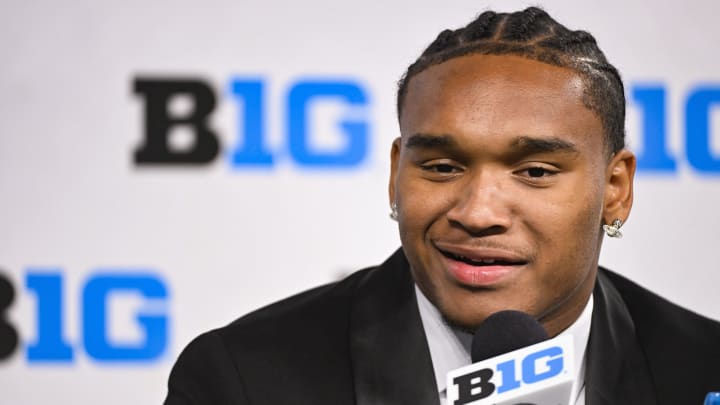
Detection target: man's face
<box><xmin>391</xmin><ymin>54</ymin><xmax>624</xmax><ymax>335</ymax></box>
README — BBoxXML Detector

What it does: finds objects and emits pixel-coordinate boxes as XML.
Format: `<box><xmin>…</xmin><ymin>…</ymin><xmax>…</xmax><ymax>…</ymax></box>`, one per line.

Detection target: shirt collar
<box><xmin>415</xmin><ymin>285</ymin><xmax>593</xmax><ymax>401</ymax></box>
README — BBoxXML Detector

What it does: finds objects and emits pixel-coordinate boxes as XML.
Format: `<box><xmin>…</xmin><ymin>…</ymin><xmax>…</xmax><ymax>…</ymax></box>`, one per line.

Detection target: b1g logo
<box><xmin>133</xmin><ymin>77</ymin><xmax>370</xmax><ymax>168</ymax></box>
<box><xmin>632</xmin><ymin>85</ymin><xmax>720</xmax><ymax>173</ymax></box>
<box><xmin>0</xmin><ymin>269</ymin><xmax>169</xmax><ymax>363</ymax></box>
<box><xmin>447</xmin><ymin>335</ymin><xmax>575</xmax><ymax>405</ymax></box>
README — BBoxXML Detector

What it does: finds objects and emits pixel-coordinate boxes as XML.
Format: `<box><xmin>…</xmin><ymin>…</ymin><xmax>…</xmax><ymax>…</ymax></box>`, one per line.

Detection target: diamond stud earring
<box><xmin>389</xmin><ymin>202</ymin><xmax>398</xmax><ymax>221</ymax></box>
<box><xmin>603</xmin><ymin>218</ymin><xmax>623</xmax><ymax>238</ymax></box>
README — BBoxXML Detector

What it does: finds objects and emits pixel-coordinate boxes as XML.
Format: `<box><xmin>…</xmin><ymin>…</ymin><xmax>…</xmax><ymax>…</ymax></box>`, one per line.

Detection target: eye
<box><xmin>514</xmin><ymin>164</ymin><xmax>560</xmax><ymax>184</ymax></box>
<box><xmin>418</xmin><ymin>160</ymin><xmax>464</xmax><ymax>180</ymax></box>
<box><xmin>424</xmin><ymin>163</ymin><xmax>459</xmax><ymax>173</ymax></box>
<box><xmin>526</xmin><ymin>167</ymin><xmax>550</xmax><ymax>177</ymax></box>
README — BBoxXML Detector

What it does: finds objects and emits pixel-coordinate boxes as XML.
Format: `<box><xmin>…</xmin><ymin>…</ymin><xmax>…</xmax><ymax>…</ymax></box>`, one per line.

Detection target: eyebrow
<box><xmin>403</xmin><ymin>133</ymin><xmax>579</xmax><ymax>155</ymax></box>
<box><xmin>509</xmin><ymin>136</ymin><xmax>579</xmax><ymax>155</ymax></box>
<box><xmin>404</xmin><ymin>133</ymin><xmax>457</xmax><ymax>149</ymax></box>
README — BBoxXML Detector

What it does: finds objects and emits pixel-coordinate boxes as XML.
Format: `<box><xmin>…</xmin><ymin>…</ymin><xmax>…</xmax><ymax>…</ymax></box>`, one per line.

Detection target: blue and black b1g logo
<box><xmin>0</xmin><ymin>269</ymin><xmax>169</xmax><ymax>364</ymax></box>
<box><xmin>447</xmin><ymin>335</ymin><xmax>574</xmax><ymax>405</ymax></box>
<box><xmin>452</xmin><ymin>346</ymin><xmax>564</xmax><ymax>404</ymax></box>
<box><xmin>133</xmin><ymin>77</ymin><xmax>370</xmax><ymax>169</ymax></box>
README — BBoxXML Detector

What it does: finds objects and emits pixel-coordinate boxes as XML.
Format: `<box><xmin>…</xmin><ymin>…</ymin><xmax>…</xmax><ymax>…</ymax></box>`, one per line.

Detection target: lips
<box><xmin>434</xmin><ymin>242</ymin><xmax>528</xmax><ymax>287</ymax></box>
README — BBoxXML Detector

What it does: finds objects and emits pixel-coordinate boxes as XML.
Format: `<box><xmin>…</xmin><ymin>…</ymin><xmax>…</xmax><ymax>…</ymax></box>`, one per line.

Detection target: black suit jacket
<box><xmin>165</xmin><ymin>249</ymin><xmax>720</xmax><ymax>405</ymax></box>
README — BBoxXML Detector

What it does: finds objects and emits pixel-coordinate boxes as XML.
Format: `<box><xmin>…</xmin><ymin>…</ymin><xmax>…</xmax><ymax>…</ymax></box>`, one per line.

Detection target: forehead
<box><xmin>400</xmin><ymin>54</ymin><xmax>604</xmax><ymax>153</ymax></box>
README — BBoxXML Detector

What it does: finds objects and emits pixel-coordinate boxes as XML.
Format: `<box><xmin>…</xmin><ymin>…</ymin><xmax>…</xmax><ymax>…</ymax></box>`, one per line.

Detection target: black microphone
<box><xmin>471</xmin><ymin>310</ymin><xmax>549</xmax><ymax>362</ymax></box>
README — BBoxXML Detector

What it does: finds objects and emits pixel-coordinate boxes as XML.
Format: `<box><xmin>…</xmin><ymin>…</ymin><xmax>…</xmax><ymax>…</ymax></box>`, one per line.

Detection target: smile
<box><xmin>434</xmin><ymin>243</ymin><xmax>528</xmax><ymax>287</ymax></box>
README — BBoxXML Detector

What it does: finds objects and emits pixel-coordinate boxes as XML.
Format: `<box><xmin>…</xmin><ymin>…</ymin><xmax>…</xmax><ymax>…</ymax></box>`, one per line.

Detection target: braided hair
<box><xmin>397</xmin><ymin>7</ymin><xmax>626</xmax><ymax>154</ymax></box>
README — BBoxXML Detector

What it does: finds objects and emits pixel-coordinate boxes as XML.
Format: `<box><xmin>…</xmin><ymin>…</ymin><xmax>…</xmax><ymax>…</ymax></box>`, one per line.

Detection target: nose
<box><xmin>445</xmin><ymin>170</ymin><xmax>513</xmax><ymax>235</ymax></box>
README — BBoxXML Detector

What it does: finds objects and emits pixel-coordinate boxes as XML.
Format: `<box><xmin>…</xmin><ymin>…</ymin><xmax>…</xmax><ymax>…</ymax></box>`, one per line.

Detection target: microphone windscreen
<box><xmin>471</xmin><ymin>310</ymin><xmax>549</xmax><ymax>363</ymax></box>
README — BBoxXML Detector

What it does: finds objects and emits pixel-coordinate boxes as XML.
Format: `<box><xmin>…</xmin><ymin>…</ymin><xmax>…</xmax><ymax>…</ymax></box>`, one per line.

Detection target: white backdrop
<box><xmin>2</xmin><ymin>1</ymin><xmax>719</xmax><ymax>403</ymax></box>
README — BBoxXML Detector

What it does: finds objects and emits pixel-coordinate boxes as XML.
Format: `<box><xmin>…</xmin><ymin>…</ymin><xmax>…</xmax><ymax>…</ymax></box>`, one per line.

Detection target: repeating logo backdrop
<box><xmin>2</xmin><ymin>1</ymin><xmax>719</xmax><ymax>403</ymax></box>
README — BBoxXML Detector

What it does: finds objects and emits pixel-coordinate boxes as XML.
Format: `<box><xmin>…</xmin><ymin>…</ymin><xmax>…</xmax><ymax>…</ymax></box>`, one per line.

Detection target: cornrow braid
<box><xmin>397</xmin><ymin>7</ymin><xmax>626</xmax><ymax>154</ymax></box>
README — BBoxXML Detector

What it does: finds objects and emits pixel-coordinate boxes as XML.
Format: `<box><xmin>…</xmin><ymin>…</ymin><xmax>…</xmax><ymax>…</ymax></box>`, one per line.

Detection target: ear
<box><xmin>388</xmin><ymin>137</ymin><xmax>402</xmax><ymax>205</ymax></box>
<box><xmin>603</xmin><ymin>149</ymin><xmax>636</xmax><ymax>226</ymax></box>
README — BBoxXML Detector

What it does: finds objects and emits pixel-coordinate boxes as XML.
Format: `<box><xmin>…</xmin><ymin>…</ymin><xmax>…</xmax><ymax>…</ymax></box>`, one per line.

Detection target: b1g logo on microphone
<box><xmin>132</xmin><ymin>77</ymin><xmax>370</xmax><ymax>169</ymax></box>
<box><xmin>447</xmin><ymin>335</ymin><xmax>575</xmax><ymax>405</ymax></box>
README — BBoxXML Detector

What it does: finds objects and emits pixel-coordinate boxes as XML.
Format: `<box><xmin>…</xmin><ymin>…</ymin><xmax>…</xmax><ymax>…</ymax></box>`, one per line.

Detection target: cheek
<box><xmin>395</xmin><ymin>171</ymin><xmax>454</xmax><ymax>232</ymax></box>
<box><xmin>566</xmin><ymin>173</ymin><xmax>605</xmax><ymax>242</ymax></box>
<box><xmin>529</xmin><ymin>177</ymin><xmax>604</xmax><ymax>281</ymax></box>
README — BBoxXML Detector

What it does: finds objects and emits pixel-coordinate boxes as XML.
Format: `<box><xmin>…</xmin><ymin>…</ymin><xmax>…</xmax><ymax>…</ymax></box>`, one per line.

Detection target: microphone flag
<box><xmin>446</xmin><ymin>334</ymin><xmax>575</xmax><ymax>405</ymax></box>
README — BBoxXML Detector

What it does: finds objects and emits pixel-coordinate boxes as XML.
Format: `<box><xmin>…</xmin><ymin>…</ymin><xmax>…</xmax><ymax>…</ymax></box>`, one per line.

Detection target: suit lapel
<box><xmin>350</xmin><ymin>249</ymin><xmax>440</xmax><ymax>405</ymax></box>
<box><xmin>585</xmin><ymin>269</ymin><xmax>658</xmax><ymax>405</ymax></box>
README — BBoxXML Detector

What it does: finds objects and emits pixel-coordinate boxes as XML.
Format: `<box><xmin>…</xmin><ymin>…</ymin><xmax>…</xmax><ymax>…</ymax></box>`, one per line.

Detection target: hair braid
<box><xmin>461</xmin><ymin>11</ymin><xmax>501</xmax><ymax>42</ymax></box>
<box><xmin>397</xmin><ymin>6</ymin><xmax>626</xmax><ymax>155</ymax></box>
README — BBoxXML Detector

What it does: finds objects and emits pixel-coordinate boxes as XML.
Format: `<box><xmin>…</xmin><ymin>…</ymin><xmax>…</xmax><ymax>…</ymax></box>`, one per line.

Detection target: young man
<box><xmin>164</xmin><ymin>7</ymin><xmax>720</xmax><ymax>405</ymax></box>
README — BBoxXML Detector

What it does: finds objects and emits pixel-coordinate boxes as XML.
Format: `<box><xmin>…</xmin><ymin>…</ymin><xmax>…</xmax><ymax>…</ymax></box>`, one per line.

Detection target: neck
<box><xmin>540</xmin><ymin>267</ymin><xmax>597</xmax><ymax>337</ymax></box>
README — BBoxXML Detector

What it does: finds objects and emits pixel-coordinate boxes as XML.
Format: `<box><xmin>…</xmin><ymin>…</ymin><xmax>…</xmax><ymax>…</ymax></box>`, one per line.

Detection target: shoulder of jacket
<box><xmin>600</xmin><ymin>267</ymin><xmax>720</xmax><ymax>353</ymax></box>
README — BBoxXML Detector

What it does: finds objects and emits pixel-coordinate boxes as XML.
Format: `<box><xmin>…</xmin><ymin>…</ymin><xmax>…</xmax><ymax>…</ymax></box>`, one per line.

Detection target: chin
<box><xmin>441</xmin><ymin>313</ymin><xmax>477</xmax><ymax>334</ymax></box>
<box><xmin>440</xmin><ymin>288</ymin><xmax>540</xmax><ymax>330</ymax></box>
<box><xmin>438</xmin><ymin>296</ymin><xmax>506</xmax><ymax>330</ymax></box>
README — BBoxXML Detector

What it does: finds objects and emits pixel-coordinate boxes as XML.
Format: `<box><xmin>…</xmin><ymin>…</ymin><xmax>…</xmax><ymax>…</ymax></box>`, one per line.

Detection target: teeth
<box><xmin>451</xmin><ymin>253</ymin><xmax>498</xmax><ymax>265</ymax></box>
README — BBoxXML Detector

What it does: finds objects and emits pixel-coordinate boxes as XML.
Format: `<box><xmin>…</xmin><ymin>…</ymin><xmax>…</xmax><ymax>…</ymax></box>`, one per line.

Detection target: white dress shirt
<box><xmin>415</xmin><ymin>285</ymin><xmax>593</xmax><ymax>405</ymax></box>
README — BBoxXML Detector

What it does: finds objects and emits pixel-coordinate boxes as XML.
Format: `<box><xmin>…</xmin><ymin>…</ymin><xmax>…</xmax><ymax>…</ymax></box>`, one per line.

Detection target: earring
<box><xmin>603</xmin><ymin>218</ymin><xmax>623</xmax><ymax>238</ymax></box>
<box><xmin>389</xmin><ymin>202</ymin><xmax>398</xmax><ymax>221</ymax></box>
